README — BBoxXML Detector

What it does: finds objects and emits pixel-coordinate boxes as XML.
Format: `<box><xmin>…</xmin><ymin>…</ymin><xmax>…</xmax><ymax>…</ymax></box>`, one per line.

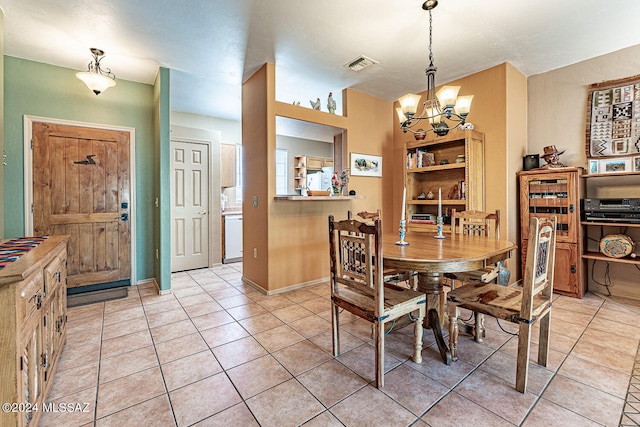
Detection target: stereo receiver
<box><xmin>582</xmin><ymin>198</ymin><xmax>640</xmax><ymax>223</ymax></box>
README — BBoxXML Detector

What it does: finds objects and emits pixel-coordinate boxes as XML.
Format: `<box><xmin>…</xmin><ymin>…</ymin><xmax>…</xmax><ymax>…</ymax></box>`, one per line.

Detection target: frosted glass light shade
<box><xmin>436</xmin><ymin>86</ymin><xmax>460</xmax><ymax>109</ymax></box>
<box><xmin>76</xmin><ymin>71</ymin><xmax>116</xmax><ymax>95</ymax></box>
<box><xmin>454</xmin><ymin>95</ymin><xmax>474</xmax><ymax>115</ymax></box>
<box><xmin>396</xmin><ymin>107</ymin><xmax>407</xmax><ymax>123</ymax></box>
<box><xmin>398</xmin><ymin>93</ymin><xmax>422</xmax><ymax>116</ymax></box>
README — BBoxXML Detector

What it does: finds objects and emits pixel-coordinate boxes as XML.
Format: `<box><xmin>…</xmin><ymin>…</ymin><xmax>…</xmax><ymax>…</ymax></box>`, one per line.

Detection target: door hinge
<box><xmin>20</xmin><ymin>356</ymin><xmax>23</xmax><ymax>371</ymax></box>
<box><xmin>30</xmin><ymin>139</ymin><xmax>33</xmax><ymax>150</ymax></box>
<box><xmin>31</xmin><ymin>203</ymin><xmax>34</xmax><ymax>214</ymax></box>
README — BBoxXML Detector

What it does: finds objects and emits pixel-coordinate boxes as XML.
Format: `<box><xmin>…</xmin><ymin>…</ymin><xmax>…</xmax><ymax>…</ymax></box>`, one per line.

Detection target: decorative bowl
<box><xmin>414</xmin><ymin>129</ymin><xmax>426</xmax><ymax>140</ymax></box>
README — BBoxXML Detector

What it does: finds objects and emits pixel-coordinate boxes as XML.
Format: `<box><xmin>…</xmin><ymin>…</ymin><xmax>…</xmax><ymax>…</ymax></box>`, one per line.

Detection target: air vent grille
<box><xmin>344</xmin><ymin>55</ymin><xmax>379</xmax><ymax>72</ymax></box>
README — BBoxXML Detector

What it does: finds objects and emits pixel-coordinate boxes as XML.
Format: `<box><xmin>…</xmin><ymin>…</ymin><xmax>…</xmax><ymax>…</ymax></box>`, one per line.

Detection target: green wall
<box><xmin>4</xmin><ymin>56</ymin><xmax>156</xmax><ymax>281</ymax></box>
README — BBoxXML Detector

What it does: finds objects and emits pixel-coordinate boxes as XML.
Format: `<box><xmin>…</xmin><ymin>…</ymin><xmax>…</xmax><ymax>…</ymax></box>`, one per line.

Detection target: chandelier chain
<box><xmin>428</xmin><ymin>10</ymin><xmax>434</xmax><ymax>67</ymax></box>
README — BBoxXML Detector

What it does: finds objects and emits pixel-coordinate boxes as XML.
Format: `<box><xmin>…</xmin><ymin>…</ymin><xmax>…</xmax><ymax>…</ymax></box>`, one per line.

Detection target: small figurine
<box><xmin>327</xmin><ymin>92</ymin><xmax>336</xmax><ymax>114</ymax></box>
<box><xmin>417</xmin><ymin>192</ymin><xmax>427</xmax><ymax>200</ymax></box>
<box><xmin>310</xmin><ymin>98</ymin><xmax>321</xmax><ymax>110</ymax></box>
<box><xmin>292</xmin><ymin>100</ymin><xmax>300</xmax><ymax>106</ymax></box>
<box><xmin>540</xmin><ymin>145</ymin><xmax>566</xmax><ymax>168</ymax></box>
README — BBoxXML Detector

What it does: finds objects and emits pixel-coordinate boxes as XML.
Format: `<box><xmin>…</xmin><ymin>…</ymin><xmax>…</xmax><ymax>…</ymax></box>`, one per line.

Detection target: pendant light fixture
<box><xmin>76</xmin><ymin>48</ymin><xmax>116</xmax><ymax>95</ymax></box>
<box><xmin>396</xmin><ymin>1</ymin><xmax>473</xmax><ymax>136</ymax></box>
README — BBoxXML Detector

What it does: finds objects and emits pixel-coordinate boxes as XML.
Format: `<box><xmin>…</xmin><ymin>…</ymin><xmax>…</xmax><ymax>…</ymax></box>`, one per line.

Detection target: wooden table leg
<box><xmin>418</xmin><ymin>272</ymin><xmax>451</xmax><ymax>365</ymax></box>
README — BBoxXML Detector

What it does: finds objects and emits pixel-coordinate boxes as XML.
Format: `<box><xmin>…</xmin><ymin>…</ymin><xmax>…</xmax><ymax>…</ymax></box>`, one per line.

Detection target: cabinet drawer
<box><xmin>44</xmin><ymin>250</ymin><xmax>66</xmax><ymax>296</ymax></box>
<box><xmin>18</xmin><ymin>272</ymin><xmax>44</xmax><ymax>324</ymax></box>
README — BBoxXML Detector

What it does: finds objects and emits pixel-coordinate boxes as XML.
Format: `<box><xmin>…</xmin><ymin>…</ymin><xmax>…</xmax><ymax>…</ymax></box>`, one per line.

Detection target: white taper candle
<box><xmin>401</xmin><ymin>187</ymin><xmax>406</xmax><ymax>220</ymax></box>
<box><xmin>438</xmin><ymin>187</ymin><xmax>442</xmax><ymax>218</ymax></box>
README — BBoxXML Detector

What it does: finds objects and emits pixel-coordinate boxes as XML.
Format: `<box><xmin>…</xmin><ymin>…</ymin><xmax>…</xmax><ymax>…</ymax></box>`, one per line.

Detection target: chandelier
<box><xmin>396</xmin><ymin>0</ymin><xmax>473</xmax><ymax>136</ymax></box>
<box><xmin>76</xmin><ymin>48</ymin><xmax>116</xmax><ymax>95</ymax></box>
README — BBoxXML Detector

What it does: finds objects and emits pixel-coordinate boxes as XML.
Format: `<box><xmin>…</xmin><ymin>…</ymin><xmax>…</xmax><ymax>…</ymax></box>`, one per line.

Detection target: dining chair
<box><xmin>349</xmin><ymin>210</ymin><xmax>417</xmax><ymax>289</ymax></box>
<box><xmin>446</xmin><ymin>216</ymin><xmax>557</xmax><ymax>393</ymax></box>
<box><xmin>445</xmin><ymin>209</ymin><xmax>504</xmax><ymax>341</ymax></box>
<box><xmin>329</xmin><ymin>215</ymin><xmax>426</xmax><ymax>388</ymax></box>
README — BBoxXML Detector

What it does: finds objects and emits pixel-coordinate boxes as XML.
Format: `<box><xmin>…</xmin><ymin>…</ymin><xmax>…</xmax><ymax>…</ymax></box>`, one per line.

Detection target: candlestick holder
<box><xmin>395</xmin><ymin>219</ymin><xmax>409</xmax><ymax>246</ymax></box>
<box><xmin>434</xmin><ymin>216</ymin><xmax>446</xmax><ymax>239</ymax></box>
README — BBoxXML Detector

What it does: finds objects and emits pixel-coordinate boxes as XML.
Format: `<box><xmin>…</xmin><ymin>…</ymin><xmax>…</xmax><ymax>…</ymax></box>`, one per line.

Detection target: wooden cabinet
<box><xmin>0</xmin><ymin>236</ymin><xmax>68</xmax><ymax>427</ymax></box>
<box><xmin>293</xmin><ymin>155</ymin><xmax>333</xmax><ymax>192</ymax></box>
<box><xmin>518</xmin><ymin>167</ymin><xmax>585</xmax><ymax>298</ymax></box>
<box><xmin>404</xmin><ymin>129</ymin><xmax>484</xmax><ymax>233</ymax></box>
<box><xmin>221</xmin><ymin>143</ymin><xmax>236</xmax><ymax>188</ymax></box>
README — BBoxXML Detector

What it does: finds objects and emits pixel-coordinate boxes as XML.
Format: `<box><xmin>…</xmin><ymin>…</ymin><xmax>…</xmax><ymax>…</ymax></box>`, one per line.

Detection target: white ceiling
<box><xmin>2</xmin><ymin>0</ymin><xmax>640</xmax><ymax>126</ymax></box>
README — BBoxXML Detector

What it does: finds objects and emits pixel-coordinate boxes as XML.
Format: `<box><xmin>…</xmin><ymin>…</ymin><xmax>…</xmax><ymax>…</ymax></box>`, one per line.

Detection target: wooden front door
<box><xmin>32</xmin><ymin>122</ymin><xmax>131</xmax><ymax>289</ymax></box>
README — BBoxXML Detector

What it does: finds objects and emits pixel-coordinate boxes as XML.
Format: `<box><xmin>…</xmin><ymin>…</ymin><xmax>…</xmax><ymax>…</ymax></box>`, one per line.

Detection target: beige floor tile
<box><xmin>99</xmin><ymin>345</ymin><xmax>158</xmax><ymax>383</ymax></box>
<box><xmin>67</xmin><ymin>303</ymin><xmax>105</xmax><ymax>321</ymax></box>
<box><xmin>238</xmin><ymin>312</ymin><xmax>285</xmax><ymax>334</ymax></box>
<box><xmin>552</xmin><ymin>295</ymin><xmax>602</xmax><ymax>316</ymax></box>
<box><xmin>559</xmin><ymin>354</ymin><xmax>632</xmax><ymax>398</ymax></box>
<box><xmin>580</xmin><ymin>327</ymin><xmax>640</xmax><ymax>356</ymax></box>
<box><xmin>142</xmin><ymin>297</ymin><xmax>181</xmax><ymax>313</ymax></box>
<box><xmin>478</xmin><ymin>350</ymin><xmax>554</xmax><ymax>395</ymax></box>
<box><xmin>283</xmin><ymin>289</ymin><xmax>321</xmax><ymax>303</ymax></box>
<box><xmin>176</xmin><ymin>292</ymin><xmax>214</xmax><ymax>307</ymax></box>
<box><xmin>145</xmin><ymin>307</ymin><xmax>189</xmax><ymax>328</ymax></box>
<box><xmin>288</xmin><ymin>314</ymin><xmax>332</xmax><ymax>338</ymax></box>
<box><xmin>140</xmin><ymin>293</ymin><xmax>178</xmax><ymax>306</ymax></box>
<box><xmin>226</xmin><ymin>355</ymin><xmax>293</xmax><ymax>399</ymax></box>
<box><xmin>170</xmin><ymin>373</ymin><xmax>243</xmax><ymax>427</ymax></box>
<box><xmin>155</xmin><ymin>332</ymin><xmax>209</xmax><ymax>364</ymax></box>
<box><xmin>183</xmin><ymin>300</ymin><xmax>224</xmax><ymax>317</ymax></box>
<box><xmin>207</xmin><ymin>286</ymin><xmax>243</xmax><ymax>300</ymax></box>
<box><xmin>299</xmin><ymin>296</ymin><xmax>331</xmax><ymax>314</ymax></box>
<box><xmin>217</xmin><ymin>294</ymin><xmax>253</xmax><ymax>309</ymax></box>
<box><xmin>102</xmin><ymin>316</ymin><xmax>149</xmax><ymax>340</ymax></box>
<box><xmin>253</xmin><ymin>324</ymin><xmax>306</xmax><ymax>353</ymax></box>
<box><xmin>341</xmin><ymin>318</ymin><xmax>375</xmax><ymax>342</ymax></box>
<box><xmin>190</xmin><ymin>310</ymin><xmax>236</xmax><ymax>331</ymax></box>
<box><xmin>522</xmin><ymin>397</ymin><xmax>601</xmax><ymax>427</ymax></box>
<box><xmin>254</xmin><ymin>295</ymin><xmax>296</xmax><ymax>312</ymax></box>
<box><xmin>172</xmin><ymin>286</ymin><xmax>206</xmax><ymax>299</ymax></box>
<box><xmin>301</xmin><ymin>411</ymin><xmax>344</xmax><ymax>427</ymax></box>
<box><xmin>212</xmin><ymin>336</ymin><xmax>268</xmax><ymax>370</ymax></box>
<box><xmin>421</xmin><ymin>392</ymin><xmax>514</xmax><ymax>427</ymax></box>
<box><xmin>56</xmin><ymin>339</ymin><xmax>102</xmax><ymax>372</ymax></box>
<box><xmin>39</xmin><ymin>387</ymin><xmax>97</xmax><ymax>427</ymax></box>
<box><xmin>589</xmin><ymin>316</ymin><xmax>640</xmax><ymax>341</ymax></box>
<box><xmin>551</xmin><ymin>309</ymin><xmax>594</xmax><ymax>328</ymax></box>
<box><xmin>571</xmin><ymin>339</ymin><xmax>636</xmax><ymax>374</ymax></box>
<box><xmin>67</xmin><ymin>315</ymin><xmax>103</xmax><ymax>335</ymax></box>
<box><xmin>337</xmin><ymin>342</ymin><xmax>403</xmax><ymax>383</ymax></box>
<box><xmin>380</xmin><ymin>364</ymin><xmax>449</xmax><ymax>415</ymax></box>
<box><xmin>542</xmin><ymin>374</ymin><xmax>625</xmax><ymax>426</ymax></box>
<box><xmin>246</xmin><ymin>379</ymin><xmax>324</xmax><ymax>426</ymax></box>
<box><xmin>297</xmin><ymin>359</ymin><xmax>367</xmax><ymax>407</ymax></box>
<box><xmin>96</xmin><ymin>366</ymin><xmax>166</xmax><ymax>419</ymax></box>
<box><xmin>272</xmin><ymin>340</ymin><xmax>333</xmax><ymax>375</ymax></box>
<box><xmin>150</xmin><ymin>319</ymin><xmax>198</xmax><ymax>344</ymax></box>
<box><xmin>95</xmin><ymin>394</ymin><xmax>176</xmax><ymax>427</ymax></box>
<box><xmin>100</xmin><ymin>329</ymin><xmax>153</xmax><ymax>359</ymax></box>
<box><xmin>161</xmin><ymin>350</ymin><xmax>222</xmax><ymax>391</ymax></box>
<box><xmin>200</xmin><ymin>321</ymin><xmax>250</xmax><ymax>348</ymax></box>
<box><xmin>48</xmin><ymin>362</ymin><xmax>98</xmax><ymax>400</ymax></box>
<box><xmin>330</xmin><ymin>385</ymin><xmax>416</xmax><ymax>427</ymax></box>
<box><xmin>498</xmin><ymin>336</ymin><xmax>567</xmax><ymax>372</ymax></box>
<box><xmin>271</xmin><ymin>304</ymin><xmax>315</xmax><ymax>324</ymax></box>
<box><xmin>103</xmin><ymin>305</ymin><xmax>145</xmax><ymax>326</ymax></box>
<box><xmin>454</xmin><ymin>369</ymin><xmax>538</xmax><ymax>425</ymax></box>
<box><xmin>310</xmin><ymin>329</ymin><xmax>365</xmax><ymax>355</ymax></box>
<box><xmin>226</xmin><ymin>302</ymin><xmax>268</xmax><ymax>320</ymax></box>
<box><xmin>192</xmin><ymin>403</ymin><xmax>259</xmax><ymax>427</ymax></box>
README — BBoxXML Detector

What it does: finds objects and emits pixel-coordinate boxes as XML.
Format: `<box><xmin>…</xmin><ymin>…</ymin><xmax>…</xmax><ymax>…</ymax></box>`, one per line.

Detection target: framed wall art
<box><xmin>586</xmin><ymin>74</ymin><xmax>640</xmax><ymax>158</ymax></box>
<box><xmin>598</xmin><ymin>157</ymin><xmax>631</xmax><ymax>174</ymax></box>
<box><xmin>635</xmin><ymin>156</ymin><xmax>640</xmax><ymax>172</ymax></box>
<box><xmin>350</xmin><ymin>153</ymin><xmax>382</xmax><ymax>177</ymax></box>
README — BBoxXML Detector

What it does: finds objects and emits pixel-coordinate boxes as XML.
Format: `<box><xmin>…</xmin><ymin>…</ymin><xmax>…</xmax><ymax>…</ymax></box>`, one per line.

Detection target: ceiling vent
<box><xmin>344</xmin><ymin>55</ymin><xmax>379</xmax><ymax>72</ymax></box>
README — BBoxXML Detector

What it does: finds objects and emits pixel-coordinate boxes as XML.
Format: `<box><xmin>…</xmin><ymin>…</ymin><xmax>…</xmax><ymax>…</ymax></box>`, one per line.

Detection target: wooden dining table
<box><xmin>382</xmin><ymin>231</ymin><xmax>517</xmax><ymax>364</ymax></box>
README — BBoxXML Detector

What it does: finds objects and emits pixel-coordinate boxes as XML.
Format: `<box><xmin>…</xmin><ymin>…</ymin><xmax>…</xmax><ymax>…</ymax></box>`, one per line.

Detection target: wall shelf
<box><xmin>582</xmin><ymin>252</ymin><xmax>640</xmax><ymax>265</ymax></box>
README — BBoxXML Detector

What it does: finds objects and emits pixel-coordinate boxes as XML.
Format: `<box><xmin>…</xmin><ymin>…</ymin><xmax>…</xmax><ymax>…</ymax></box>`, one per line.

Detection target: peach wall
<box><xmin>528</xmin><ymin>44</ymin><xmax>640</xmax><ymax>300</ymax></box>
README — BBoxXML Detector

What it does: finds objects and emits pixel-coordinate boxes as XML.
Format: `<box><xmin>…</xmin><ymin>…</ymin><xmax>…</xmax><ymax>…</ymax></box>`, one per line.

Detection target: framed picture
<box><xmin>588</xmin><ymin>159</ymin><xmax>599</xmax><ymax>174</ymax></box>
<box><xmin>598</xmin><ymin>157</ymin><xmax>631</xmax><ymax>174</ymax></box>
<box><xmin>350</xmin><ymin>153</ymin><xmax>382</xmax><ymax>177</ymax></box>
<box><xmin>635</xmin><ymin>156</ymin><xmax>640</xmax><ymax>172</ymax></box>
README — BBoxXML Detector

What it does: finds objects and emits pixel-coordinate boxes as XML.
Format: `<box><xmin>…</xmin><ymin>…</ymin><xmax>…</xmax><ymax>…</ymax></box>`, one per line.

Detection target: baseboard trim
<box><xmin>241</xmin><ymin>276</ymin><xmax>328</xmax><ymax>296</ymax></box>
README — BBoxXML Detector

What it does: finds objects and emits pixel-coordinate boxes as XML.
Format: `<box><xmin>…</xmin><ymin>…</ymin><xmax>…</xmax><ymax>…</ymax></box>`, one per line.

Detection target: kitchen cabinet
<box><xmin>221</xmin><ymin>143</ymin><xmax>236</xmax><ymax>188</ymax></box>
<box><xmin>293</xmin><ymin>155</ymin><xmax>334</xmax><ymax>192</ymax></box>
<box><xmin>0</xmin><ymin>235</ymin><xmax>68</xmax><ymax>427</ymax></box>
<box><xmin>518</xmin><ymin>167</ymin><xmax>585</xmax><ymax>297</ymax></box>
<box><xmin>404</xmin><ymin>129</ymin><xmax>484</xmax><ymax>233</ymax></box>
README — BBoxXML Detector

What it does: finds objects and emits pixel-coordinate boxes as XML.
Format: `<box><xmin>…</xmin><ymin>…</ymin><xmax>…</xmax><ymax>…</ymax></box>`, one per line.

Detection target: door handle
<box><xmin>198</xmin><ymin>210</ymin><xmax>208</xmax><ymax>215</ymax></box>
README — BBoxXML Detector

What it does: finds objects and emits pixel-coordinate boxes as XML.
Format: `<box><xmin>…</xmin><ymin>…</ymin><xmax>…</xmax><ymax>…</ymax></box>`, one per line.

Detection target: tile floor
<box><xmin>39</xmin><ymin>263</ymin><xmax>640</xmax><ymax>427</ymax></box>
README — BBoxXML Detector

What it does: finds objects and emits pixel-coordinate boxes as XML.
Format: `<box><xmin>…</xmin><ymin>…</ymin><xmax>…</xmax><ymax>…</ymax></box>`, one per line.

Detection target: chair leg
<box><xmin>413</xmin><ymin>307</ymin><xmax>425</xmax><ymax>364</ymax></box>
<box><xmin>331</xmin><ymin>303</ymin><xmax>340</xmax><ymax>357</ymax></box>
<box><xmin>375</xmin><ymin>321</ymin><xmax>385</xmax><ymax>388</ymax></box>
<box><xmin>537</xmin><ymin>312</ymin><xmax>551</xmax><ymax>367</ymax></box>
<box><xmin>474</xmin><ymin>313</ymin><xmax>485</xmax><ymax>343</ymax></box>
<box><xmin>515</xmin><ymin>321</ymin><xmax>533</xmax><ymax>393</ymax></box>
<box><xmin>447</xmin><ymin>303</ymin><xmax>459</xmax><ymax>362</ymax></box>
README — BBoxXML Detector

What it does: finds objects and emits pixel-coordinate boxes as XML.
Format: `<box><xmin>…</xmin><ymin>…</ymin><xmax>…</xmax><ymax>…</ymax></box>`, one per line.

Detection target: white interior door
<box><xmin>171</xmin><ymin>140</ymin><xmax>210</xmax><ymax>272</ymax></box>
